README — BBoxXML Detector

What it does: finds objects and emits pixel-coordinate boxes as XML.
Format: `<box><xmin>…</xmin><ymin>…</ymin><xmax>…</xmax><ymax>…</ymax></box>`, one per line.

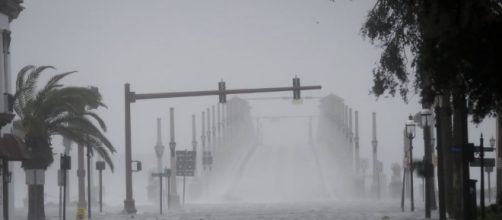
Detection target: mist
<box><xmin>1</xmin><ymin>0</ymin><xmax>498</xmax><ymax>219</ymax></box>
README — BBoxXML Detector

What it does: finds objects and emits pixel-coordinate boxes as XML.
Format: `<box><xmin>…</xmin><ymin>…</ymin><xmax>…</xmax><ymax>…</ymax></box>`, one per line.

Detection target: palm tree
<box><xmin>13</xmin><ymin>65</ymin><xmax>115</xmax><ymax>220</ymax></box>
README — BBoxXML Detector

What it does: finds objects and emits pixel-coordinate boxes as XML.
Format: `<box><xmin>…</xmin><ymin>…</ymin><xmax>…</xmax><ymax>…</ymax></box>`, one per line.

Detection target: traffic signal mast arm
<box><xmin>129</xmin><ymin>85</ymin><xmax>321</xmax><ymax>102</ymax></box>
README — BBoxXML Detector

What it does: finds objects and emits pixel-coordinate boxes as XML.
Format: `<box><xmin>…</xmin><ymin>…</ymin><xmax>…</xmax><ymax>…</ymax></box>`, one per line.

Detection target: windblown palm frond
<box><xmin>13</xmin><ymin>65</ymin><xmax>115</xmax><ymax>170</ymax></box>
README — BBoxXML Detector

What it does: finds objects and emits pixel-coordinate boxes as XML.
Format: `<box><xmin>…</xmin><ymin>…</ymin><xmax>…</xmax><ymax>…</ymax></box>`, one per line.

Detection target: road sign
<box><xmin>176</xmin><ymin>150</ymin><xmax>196</xmax><ymax>176</ymax></box>
<box><xmin>473</xmin><ymin>147</ymin><xmax>495</xmax><ymax>152</ymax></box>
<box><xmin>486</xmin><ymin>166</ymin><xmax>493</xmax><ymax>172</ymax></box>
<box><xmin>470</xmin><ymin>158</ymin><xmax>495</xmax><ymax>167</ymax></box>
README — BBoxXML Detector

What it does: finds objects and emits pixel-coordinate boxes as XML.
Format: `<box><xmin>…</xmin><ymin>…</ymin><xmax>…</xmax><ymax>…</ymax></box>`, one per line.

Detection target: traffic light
<box><xmin>292</xmin><ymin>77</ymin><xmax>301</xmax><ymax>100</ymax></box>
<box><xmin>132</xmin><ymin>160</ymin><xmax>142</xmax><ymax>172</ymax></box>
<box><xmin>218</xmin><ymin>81</ymin><xmax>226</xmax><ymax>103</ymax></box>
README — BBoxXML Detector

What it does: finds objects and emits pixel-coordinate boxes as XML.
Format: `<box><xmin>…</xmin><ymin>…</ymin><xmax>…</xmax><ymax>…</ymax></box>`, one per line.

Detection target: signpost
<box><xmin>486</xmin><ymin>166</ymin><xmax>493</xmax><ymax>203</ymax></box>
<box><xmin>151</xmin><ymin>169</ymin><xmax>171</xmax><ymax>215</ymax></box>
<box><xmin>60</xmin><ymin>154</ymin><xmax>71</xmax><ymax>220</ymax></box>
<box><xmin>470</xmin><ymin>158</ymin><xmax>495</xmax><ymax>167</ymax></box>
<box><xmin>176</xmin><ymin>150</ymin><xmax>196</xmax><ymax>204</ymax></box>
<box><xmin>465</xmin><ymin>135</ymin><xmax>496</xmax><ymax>220</ymax></box>
<box><xmin>95</xmin><ymin>161</ymin><xmax>106</xmax><ymax>213</ymax></box>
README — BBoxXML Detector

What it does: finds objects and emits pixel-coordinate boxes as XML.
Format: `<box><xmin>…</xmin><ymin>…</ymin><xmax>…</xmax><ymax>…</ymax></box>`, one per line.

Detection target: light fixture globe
<box><xmin>420</xmin><ymin>109</ymin><xmax>433</xmax><ymax>126</ymax></box>
<box><xmin>154</xmin><ymin>144</ymin><xmax>164</xmax><ymax>158</ymax></box>
<box><xmin>406</xmin><ymin>115</ymin><xmax>416</xmax><ymax>139</ymax></box>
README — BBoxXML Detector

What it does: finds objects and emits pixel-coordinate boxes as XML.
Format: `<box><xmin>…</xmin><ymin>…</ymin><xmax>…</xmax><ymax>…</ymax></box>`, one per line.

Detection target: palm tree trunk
<box><xmin>27</xmin><ymin>182</ymin><xmax>45</xmax><ymax>220</ymax></box>
<box><xmin>77</xmin><ymin>144</ymin><xmax>87</xmax><ymax>208</ymax></box>
<box><xmin>22</xmin><ymin>137</ymin><xmax>53</xmax><ymax>220</ymax></box>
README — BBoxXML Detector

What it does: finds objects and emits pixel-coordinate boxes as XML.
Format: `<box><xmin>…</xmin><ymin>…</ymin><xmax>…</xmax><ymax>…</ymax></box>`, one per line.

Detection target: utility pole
<box><xmin>123</xmin><ymin>84</ymin><xmax>136</xmax><ymax>213</ymax></box>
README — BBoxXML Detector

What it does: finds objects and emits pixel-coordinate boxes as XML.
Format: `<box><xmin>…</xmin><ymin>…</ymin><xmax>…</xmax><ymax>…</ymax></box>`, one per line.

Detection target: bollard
<box><xmin>76</xmin><ymin>208</ymin><xmax>86</xmax><ymax>220</ymax></box>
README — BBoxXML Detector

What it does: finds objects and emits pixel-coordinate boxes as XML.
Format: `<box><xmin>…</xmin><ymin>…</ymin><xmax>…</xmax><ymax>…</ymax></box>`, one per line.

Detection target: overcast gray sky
<box><xmin>8</xmin><ymin>0</ymin><xmax>496</xmax><ymax>206</ymax></box>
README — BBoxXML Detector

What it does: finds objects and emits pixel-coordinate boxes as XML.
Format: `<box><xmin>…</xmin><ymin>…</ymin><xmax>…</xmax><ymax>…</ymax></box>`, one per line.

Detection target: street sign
<box><xmin>486</xmin><ymin>166</ymin><xmax>493</xmax><ymax>172</ymax></box>
<box><xmin>176</xmin><ymin>150</ymin><xmax>196</xmax><ymax>176</ymax></box>
<box><xmin>470</xmin><ymin>158</ymin><xmax>495</xmax><ymax>167</ymax></box>
<box><xmin>450</xmin><ymin>147</ymin><xmax>462</xmax><ymax>153</ymax></box>
<box><xmin>473</xmin><ymin>147</ymin><xmax>495</xmax><ymax>152</ymax></box>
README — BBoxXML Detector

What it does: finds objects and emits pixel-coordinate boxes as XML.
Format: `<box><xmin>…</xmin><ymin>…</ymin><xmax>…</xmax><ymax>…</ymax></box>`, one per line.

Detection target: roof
<box><xmin>0</xmin><ymin>133</ymin><xmax>30</xmax><ymax>161</ymax></box>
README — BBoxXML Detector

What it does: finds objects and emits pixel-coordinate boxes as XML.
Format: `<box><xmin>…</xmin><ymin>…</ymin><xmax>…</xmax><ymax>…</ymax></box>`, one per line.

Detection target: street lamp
<box><xmin>155</xmin><ymin>144</ymin><xmax>165</xmax><ymax>165</ymax></box>
<box><xmin>405</xmin><ymin>115</ymin><xmax>416</xmax><ymax>212</ymax></box>
<box><xmin>420</xmin><ymin>108</ymin><xmax>434</xmax><ymax>218</ymax></box>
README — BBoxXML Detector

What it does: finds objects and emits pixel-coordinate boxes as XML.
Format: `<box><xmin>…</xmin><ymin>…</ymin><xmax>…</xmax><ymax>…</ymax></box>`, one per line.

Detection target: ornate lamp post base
<box><xmin>123</xmin><ymin>199</ymin><xmax>137</xmax><ymax>214</ymax></box>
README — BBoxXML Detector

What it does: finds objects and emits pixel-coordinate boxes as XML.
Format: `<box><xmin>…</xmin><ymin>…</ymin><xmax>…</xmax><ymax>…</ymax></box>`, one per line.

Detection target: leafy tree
<box><xmin>361</xmin><ymin>0</ymin><xmax>502</xmax><ymax>121</ymax></box>
<box><xmin>13</xmin><ymin>66</ymin><xmax>115</xmax><ymax>220</ymax></box>
<box><xmin>361</xmin><ymin>0</ymin><xmax>502</xmax><ymax>218</ymax></box>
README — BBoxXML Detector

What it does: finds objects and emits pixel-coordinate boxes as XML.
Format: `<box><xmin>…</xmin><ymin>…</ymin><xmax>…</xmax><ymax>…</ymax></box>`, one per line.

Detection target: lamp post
<box><xmin>154</xmin><ymin>118</ymin><xmax>165</xmax><ymax>210</ymax></box>
<box><xmin>406</xmin><ymin>115</ymin><xmax>416</xmax><ymax>212</ymax></box>
<box><xmin>489</xmin><ymin>136</ymin><xmax>495</xmax><ymax>203</ymax></box>
<box><xmin>155</xmin><ymin>118</ymin><xmax>165</xmax><ymax>173</ymax></box>
<box><xmin>421</xmin><ymin>109</ymin><xmax>433</xmax><ymax>218</ymax></box>
<box><xmin>372</xmin><ymin>112</ymin><xmax>379</xmax><ymax>199</ymax></box>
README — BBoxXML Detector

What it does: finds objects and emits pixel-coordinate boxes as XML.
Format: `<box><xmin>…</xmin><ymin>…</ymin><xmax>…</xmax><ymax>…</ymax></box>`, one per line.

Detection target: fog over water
<box><xmin>5</xmin><ymin>0</ymin><xmax>496</xmax><ymax>212</ymax></box>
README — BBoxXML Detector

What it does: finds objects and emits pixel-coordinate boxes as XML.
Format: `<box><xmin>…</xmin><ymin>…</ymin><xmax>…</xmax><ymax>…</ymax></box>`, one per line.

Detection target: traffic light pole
<box><xmin>123</xmin><ymin>80</ymin><xmax>321</xmax><ymax>213</ymax></box>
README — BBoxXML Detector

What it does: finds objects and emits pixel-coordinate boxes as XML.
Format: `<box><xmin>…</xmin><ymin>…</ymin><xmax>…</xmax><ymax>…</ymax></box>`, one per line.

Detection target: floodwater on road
<box><xmin>44</xmin><ymin>200</ymin><xmax>436</xmax><ymax>220</ymax></box>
